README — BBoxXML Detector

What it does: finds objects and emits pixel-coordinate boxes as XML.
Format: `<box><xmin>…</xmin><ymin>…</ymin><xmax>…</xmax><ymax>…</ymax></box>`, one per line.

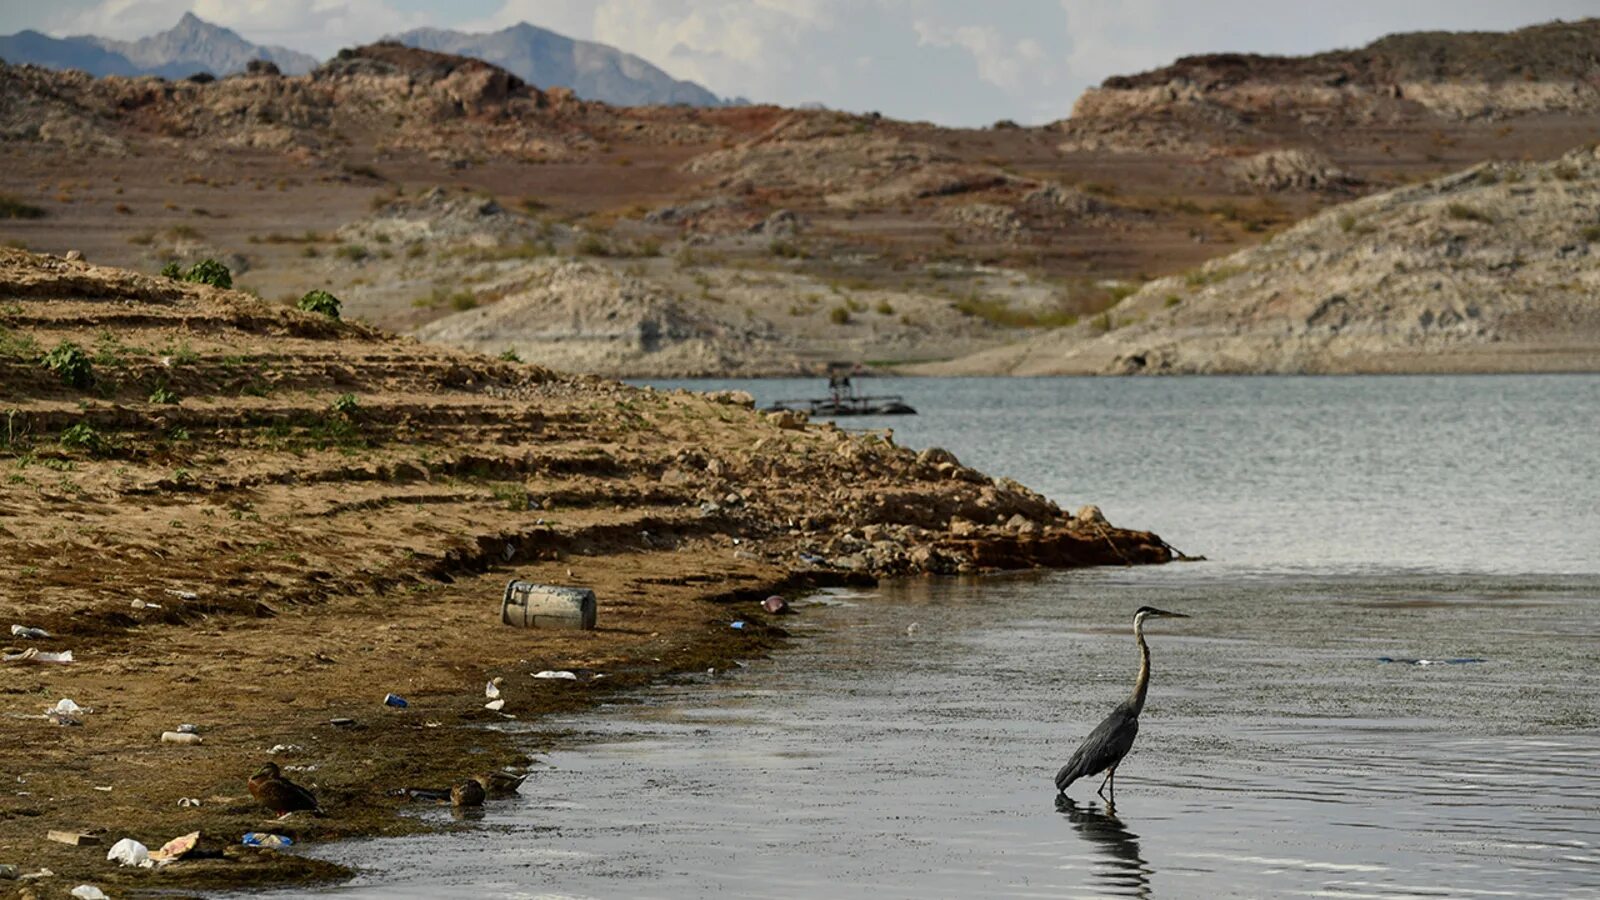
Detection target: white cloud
<box><xmin>911</xmin><ymin>19</ymin><xmax>1059</xmax><ymax>92</ymax></box>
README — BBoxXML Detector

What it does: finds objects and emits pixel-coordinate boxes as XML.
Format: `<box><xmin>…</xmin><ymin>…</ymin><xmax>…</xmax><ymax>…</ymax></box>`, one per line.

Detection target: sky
<box><xmin>2</xmin><ymin>0</ymin><xmax>1598</xmax><ymax>126</ymax></box>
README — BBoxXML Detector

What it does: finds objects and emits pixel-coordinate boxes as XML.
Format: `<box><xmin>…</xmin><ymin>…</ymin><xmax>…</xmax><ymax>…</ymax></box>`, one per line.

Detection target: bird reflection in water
<box><xmin>1056</xmin><ymin>795</ymin><xmax>1152</xmax><ymax>898</ymax></box>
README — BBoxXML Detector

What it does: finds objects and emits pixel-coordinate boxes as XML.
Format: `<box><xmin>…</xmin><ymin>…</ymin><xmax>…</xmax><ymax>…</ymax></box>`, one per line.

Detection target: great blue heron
<box><xmin>1055</xmin><ymin>606</ymin><xmax>1189</xmax><ymax>803</ymax></box>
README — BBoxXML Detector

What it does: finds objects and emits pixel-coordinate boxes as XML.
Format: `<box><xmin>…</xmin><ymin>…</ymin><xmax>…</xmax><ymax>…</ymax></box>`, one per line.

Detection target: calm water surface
<box><xmin>273</xmin><ymin>376</ymin><xmax>1600</xmax><ymax>898</ymax></box>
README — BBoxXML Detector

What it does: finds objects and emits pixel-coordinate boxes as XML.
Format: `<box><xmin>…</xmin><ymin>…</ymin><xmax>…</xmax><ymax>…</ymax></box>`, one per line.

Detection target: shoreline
<box><xmin>0</xmin><ymin>248</ymin><xmax>1171</xmax><ymax>896</ymax></box>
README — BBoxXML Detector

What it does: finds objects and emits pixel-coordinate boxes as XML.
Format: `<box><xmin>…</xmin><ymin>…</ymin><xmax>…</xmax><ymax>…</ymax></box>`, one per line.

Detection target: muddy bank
<box><xmin>0</xmin><ymin>248</ymin><xmax>1168</xmax><ymax>895</ymax></box>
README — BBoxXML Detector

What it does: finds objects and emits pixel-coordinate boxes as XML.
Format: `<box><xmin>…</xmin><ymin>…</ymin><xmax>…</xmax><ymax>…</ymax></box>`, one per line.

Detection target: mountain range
<box><xmin>0</xmin><ymin>13</ymin><xmax>316</xmax><ymax>78</ymax></box>
<box><xmin>389</xmin><ymin>23</ymin><xmax>733</xmax><ymax>107</ymax></box>
<box><xmin>0</xmin><ymin>14</ymin><xmax>730</xmax><ymax>107</ymax></box>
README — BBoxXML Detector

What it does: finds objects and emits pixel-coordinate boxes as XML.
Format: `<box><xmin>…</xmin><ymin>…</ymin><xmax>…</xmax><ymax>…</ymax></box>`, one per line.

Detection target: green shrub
<box><xmin>160</xmin><ymin>258</ymin><xmax>234</xmax><ymax>288</ymax></box>
<box><xmin>829</xmin><ymin>305</ymin><xmax>851</xmax><ymax>325</ymax></box>
<box><xmin>498</xmin><ymin>348</ymin><xmax>522</xmax><ymax>363</ymax></box>
<box><xmin>1582</xmin><ymin>224</ymin><xmax>1600</xmax><ymax>243</ymax></box>
<box><xmin>43</xmin><ymin>341</ymin><xmax>93</xmax><ymax>388</ymax></box>
<box><xmin>148</xmin><ymin>386</ymin><xmax>180</xmax><ymax>404</ymax></box>
<box><xmin>59</xmin><ymin>422</ymin><xmax>109</xmax><ymax>454</ymax></box>
<box><xmin>297</xmin><ymin>289</ymin><xmax>342</xmax><ymax>319</ymax></box>
<box><xmin>330</xmin><ymin>393</ymin><xmax>360</xmax><ymax>416</ymax></box>
<box><xmin>184</xmin><ymin>259</ymin><xmax>232</xmax><ymax>288</ymax></box>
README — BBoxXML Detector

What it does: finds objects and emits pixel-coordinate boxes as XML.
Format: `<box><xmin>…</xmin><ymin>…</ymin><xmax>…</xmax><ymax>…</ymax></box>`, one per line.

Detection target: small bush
<box><xmin>498</xmin><ymin>348</ymin><xmax>522</xmax><ymax>363</ymax></box>
<box><xmin>148</xmin><ymin>386</ymin><xmax>180</xmax><ymax>404</ymax></box>
<box><xmin>829</xmin><ymin>306</ymin><xmax>852</xmax><ymax>325</ymax></box>
<box><xmin>184</xmin><ymin>258</ymin><xmax>233</xmax><ymax>288</ymax></box>
<box><xmin>1164</xmin><ymin>295</ymin><xmax>1183</xmax><ymax>308</ymax></box>
<box><xmin>43</xmin><ymin>341</ymin><xmax>94</xmax><ymax>388</ymax></box>
<box><xmin>875</xmin><ymin>300</ymin><xmax>895</xmax><ymax>315</ymax></box>
<box><xmin>297</xmin><ymin>289</ymin><xmax>342</xmax><ymax>319</ymax></box>
<box><xmin>574</xmin><ymin>233</ymin><xmax>611</xmax><ymax>257</ymax></box>
<box><xmin>59</xmin><ymin>421</ymin><xmax>109</xmax><ymax>454</ymax></box>
<box><xmin>159</xmin><ymin>261</ymin><xmax>183</xmax><ymax>279</ymax></box>
<box><xmin>334</xmin><ymin>243</ymin><xmax>370</xmax><ymax>262</ymax></box>
<box><xmin>1582</xmin><ymin>224</ymin><xmax>1600</xmax><ymax>243</ymax></box>
<box><xmin>330</xmin><ymin>393</ymin><xmax>360</xmax><ymax>416</ymax></box>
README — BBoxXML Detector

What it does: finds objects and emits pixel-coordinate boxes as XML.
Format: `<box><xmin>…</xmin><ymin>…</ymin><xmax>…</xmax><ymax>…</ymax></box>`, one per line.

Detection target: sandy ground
<box><xmin>0</xmin><ymin>248</ymin><xmax>1169</xmax><ymax>895</ymax></box>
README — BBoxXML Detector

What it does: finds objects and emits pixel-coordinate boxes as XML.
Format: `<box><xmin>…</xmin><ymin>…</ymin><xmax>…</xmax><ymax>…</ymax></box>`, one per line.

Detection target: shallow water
<box><xmin>261</xmin><ymin>376</ymin><xmax>1600</xmax><ymax>898</ymax></box>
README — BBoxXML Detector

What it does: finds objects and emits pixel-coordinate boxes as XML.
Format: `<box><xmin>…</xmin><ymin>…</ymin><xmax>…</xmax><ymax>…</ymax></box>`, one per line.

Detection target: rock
<box><xmin>949</xmin><ymin>516</ymin><xmax>980</xmax><ymax>537</ymax></box>
<box><xmin>765</xmin><ymin>409</ymin><xmax>807</xmax><ymax>430</ymax></box>
<box><xmin>917</xmin><ymin>447</ymin><xmax>960</xmax><ymax>468</ymax></box>
<box><xmin>704</xmin><ymin>390</ymin><xmax>755</xmax><ymax>408</ymax></box>
<box><xmin>1075</xmin><ymin>505</ymin><xmax>1109</xmax><ymax>528</ymax></box>
<box><xmin>63</xmin><ymin>250</ymin><xmax>83</xmax><ymax>261</ymax></box>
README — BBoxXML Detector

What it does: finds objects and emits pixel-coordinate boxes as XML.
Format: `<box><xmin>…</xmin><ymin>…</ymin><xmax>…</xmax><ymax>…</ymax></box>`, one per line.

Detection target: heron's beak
<box><xmin>1155</xmin><ymin>609</ymin><xmax>1189</xmax><ymax>618</ymax></box>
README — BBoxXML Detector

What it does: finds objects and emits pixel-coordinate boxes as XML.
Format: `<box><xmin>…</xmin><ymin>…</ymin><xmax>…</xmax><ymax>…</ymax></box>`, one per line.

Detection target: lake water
<box><xmin>270</xmin><ymin>376</ymin><xmax>1600</xmax><ymax>899</ymax></box>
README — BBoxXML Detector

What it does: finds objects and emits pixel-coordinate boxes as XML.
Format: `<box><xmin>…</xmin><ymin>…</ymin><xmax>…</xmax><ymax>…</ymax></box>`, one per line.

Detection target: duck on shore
<box><xmin>248</xmin><ymin>762</ymin><xmax>322</xmax><ymax>817</ymax></box>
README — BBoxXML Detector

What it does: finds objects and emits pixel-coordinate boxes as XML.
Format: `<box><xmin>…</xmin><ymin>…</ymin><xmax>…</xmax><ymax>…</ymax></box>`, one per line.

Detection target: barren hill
<box><xmin>919</xmin><ymin>146</ymin><xmax>1600</xmax><ymax>375</ymax></box>
<box><xmin>2</xmin><ymin>23</ymin><xmax>1599</xmax><ymax>376</ymax></box>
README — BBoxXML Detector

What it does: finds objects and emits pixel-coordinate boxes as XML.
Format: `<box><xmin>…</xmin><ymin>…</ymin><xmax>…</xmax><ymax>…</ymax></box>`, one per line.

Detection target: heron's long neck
<box><xmin>1129</xmin><ymin>618</ymin><xmax>1151</xmax><ymax>715</ymax></box>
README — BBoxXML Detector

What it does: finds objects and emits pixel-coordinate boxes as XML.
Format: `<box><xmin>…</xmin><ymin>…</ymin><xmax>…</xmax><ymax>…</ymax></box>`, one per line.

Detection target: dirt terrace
<box><xmin>0</xmin><ymin>248</ymin><xmax>1168</xmax><ymax>893</ymax></box>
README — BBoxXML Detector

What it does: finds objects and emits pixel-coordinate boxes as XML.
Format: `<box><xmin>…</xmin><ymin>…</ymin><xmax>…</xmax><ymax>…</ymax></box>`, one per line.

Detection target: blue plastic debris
<box><xmin>241</xmin><ymin>832</ymin><xmax>293</xmax><ymax>848</ymax></box>
<box><xmin>383</xmin><ymin>693</ymin><xmax>408</xmax><ymax>708</ymax></box>
<box><xmin>730</xmin><ymin>621</ymin><xmax>746</xmax><ymax>630</ymax></box>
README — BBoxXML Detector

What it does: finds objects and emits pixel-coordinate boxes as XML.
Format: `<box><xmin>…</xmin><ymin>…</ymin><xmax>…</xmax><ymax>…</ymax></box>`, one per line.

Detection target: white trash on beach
<box><xmin>485</xmin><ymin>698</ymin><xmax>506</xmax><ymax>711</ymax></box>
<box><xmin>71</xmin><ymin>887</ymin><xmax>109</xmax><ymax>900</ymax></box>
<box><xmin>10</xmin><ymin>624</ymin><xmax>50</xmax><ymax>639</ymax></box>
<box><xmin>485</xmin><ymin>680</ymin><xmax>501</xmax><ymax>699</ymax></box>
<box><xmin>533</xmin><ymin>670</ymin><xmax>579</xmax><ymax>680</ymax></box>
<box><xmin>160</xmin><ymin>731</ymin><xmax>203</xmax><ymax>745</ymax></box>
<box><xmin>2</xmin><ymin>649</ymin><xmax>73</xmax><ymax>663</ymax></box>
<box><xmin>107</xmin><ymin>837</ymin><xmax>151</xmax><ymax>867</ymax></box>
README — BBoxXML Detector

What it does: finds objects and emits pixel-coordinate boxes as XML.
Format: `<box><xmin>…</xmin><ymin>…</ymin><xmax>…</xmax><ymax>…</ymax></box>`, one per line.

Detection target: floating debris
<box><xmin>10</xmin><ymin>624</ymin><xmax>50</xmax><ymax>639</ymax></box>
<box><xmin>1376</xmin><ymin>657</ymin><xmax>1486</xmax><ymax>666</ymax></box>
<box><xmin>383</xmin><ymin>693</ymin><xmax>409</xmax><ymax>708</ymax></box>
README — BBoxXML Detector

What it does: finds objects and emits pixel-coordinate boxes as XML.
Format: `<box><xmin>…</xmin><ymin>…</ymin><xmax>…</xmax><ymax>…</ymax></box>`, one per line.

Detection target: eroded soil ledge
<box><xmin>0</xmin><ymin>248</ymin><xmax>1169</xmax><ymax>894</ymax></box>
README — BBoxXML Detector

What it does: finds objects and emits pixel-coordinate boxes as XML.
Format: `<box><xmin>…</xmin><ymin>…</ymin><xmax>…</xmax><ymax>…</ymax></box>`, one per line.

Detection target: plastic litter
<box><xmin>21</xmin><ymin>867</ymin><xmax>54</xmax><ymax>880</ymax></box>
<box><xmin>485</xmin><ymin>699</ymin><xmax>506</xmax><ymax>711</ymax></box>
<box><xmin>107</xmin><ymin>837</ymin><xmax>151</xmax><ymax>868</ymax></box>
<box><xmin>48</xmin><ymin>698</ymin><xmax>88</xmax><ymax>726</ymax></box>
<box><xmin>761</xmin><ymin>595</ymin><xmax>791</xmax><ymax>615</ymax></box>
<box><xmin>798</xmin><ymin>552</ymin><xmax>827</xmax><ymax>566</ymax></box>
<box><xmin>10</xmin><ymin>624</ymin><xmax>50</xmax><ymax>639</ymax></box>
<box><xmin>383</xmin><ymin>693</ymin><xmax>408</xmax><ymax>708</ymax></box>
<box><xmin>329</xmin><ymin>717</ymin><xmax>357</xmax><ymax>728</ymax></box>
<box><xmin>165</xmin><ymin>589</ymin><xmax>199</xmax><ymax>600</ymax></box>
<box><xmin>0</xmin><ymin>864</ymin><xmax>18</xmax><ymax>880</ymax></box>
<box><xmin>730</xmin><ymin>620</ymin><xmax>747</xmax><ymax>630</ymax></box>
<box><xmin>533</xmin><ymin>670</ymin><xmax>578</xmax><ymax>680</ymax></box>
<box><xmin>150</xmin><ymin>831</ymin><xmax>200</xmax><ymax>862</ymax></box>
<box><xmin>268</xmin><ymin>743</ymin><xmax>302</xmax><ymax>754</ymax></box>
<box><xmin>176</xmin><ymin>723</ymin><xmax>198</xmax><ymax>734</ymax></box>
<box><xmin>160</xmin><ymin>731</ymin><xmax>203</xmax><ymax>745</ymax></box>
<box><xmin>71</xmin><ymin>887</ymin><xmax>109</xmax><ymax>900</ymax></box>
<box><xmin>241</xmin><ymin>832</ymin><xmax>293</xmax><ymax>849</ymax></box>
<box><xmin>2</xmin><ymin>649</ymin><xmax>73</xmax><ymax>663</ymax></box>
<box><xmin>178</xmin><ymin>797</ymin><xmax>201</xmax><ymax>807</ymax></box>
<box><xmin>485</xmin><ymin>680</ymin><xmax>501</xmax><ymax>700</ymax></box>
<box><xmin>131</xmin><ymin>599</ymin><xmax>161</xmax><ymax>610</ymax></box>
<box><xmin>905</xmin><ymin>623</ymin><xmax>920</xmax><ymax>636</ymax></box>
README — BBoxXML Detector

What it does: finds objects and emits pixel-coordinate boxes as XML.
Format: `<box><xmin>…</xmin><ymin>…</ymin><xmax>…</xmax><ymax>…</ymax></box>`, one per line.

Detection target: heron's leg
<box><xmin>1107</xmin><ymin>766</ymin><xmax>1118</xmax><ymax>803</ymax></box>
<box><xmin>1096</xmin><ymin>769</ymin><xmax>1113</xmax><ymax>800</ymax></box>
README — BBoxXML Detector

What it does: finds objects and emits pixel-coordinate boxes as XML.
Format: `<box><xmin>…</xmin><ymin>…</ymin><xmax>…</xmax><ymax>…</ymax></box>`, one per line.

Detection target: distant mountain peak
<box><xmin>1</xmin><ymin>12</ymin><xmax>317</xmax><ymax>79</ymax></box>
<box><xmin>388</xmin><ymin>22</ymin><xmax>732</xmax><ymax>108</ymax></box>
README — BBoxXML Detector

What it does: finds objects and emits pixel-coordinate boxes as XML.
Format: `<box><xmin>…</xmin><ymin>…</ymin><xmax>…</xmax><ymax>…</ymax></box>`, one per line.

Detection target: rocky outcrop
<box><xmin>412</xmin><ymin>259</ymin><xmax>802</xmax><ymax>377</ymax></box>
<box><xmin>921</xmin><ymin>146</ymin><xmax>1600</xmax><ymax>375</ymax></box>
<box><xmin>1057</xmin><ymin>19</ymin><xmax>1600</xmax><ymax>154</ymax></box>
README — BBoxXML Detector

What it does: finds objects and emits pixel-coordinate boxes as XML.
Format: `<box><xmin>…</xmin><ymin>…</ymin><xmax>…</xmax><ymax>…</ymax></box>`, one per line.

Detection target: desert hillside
<box><xmin>2</xmin><ymin>24</ymin><xmax>1599</xmax><ymax>375</ymax></box>
<box><xmin>919</xmin><ymin>146</ymin><xmax>1600</xmax><ymax>375</ymax></box>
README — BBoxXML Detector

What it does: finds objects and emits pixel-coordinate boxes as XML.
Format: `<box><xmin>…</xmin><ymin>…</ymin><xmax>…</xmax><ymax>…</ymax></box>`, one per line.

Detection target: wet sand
<box><xmin>271</xmin><ymin>569</ymin><xmax>1600</xmax><ymax>898</ymax></box>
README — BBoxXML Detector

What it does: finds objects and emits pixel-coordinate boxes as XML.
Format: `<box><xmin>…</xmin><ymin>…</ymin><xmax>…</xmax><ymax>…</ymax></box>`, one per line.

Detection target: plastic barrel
<box><xmin>501</xmin><ymin>580</ymin><xmax>597</xmax><ymax>630</ymax></box>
